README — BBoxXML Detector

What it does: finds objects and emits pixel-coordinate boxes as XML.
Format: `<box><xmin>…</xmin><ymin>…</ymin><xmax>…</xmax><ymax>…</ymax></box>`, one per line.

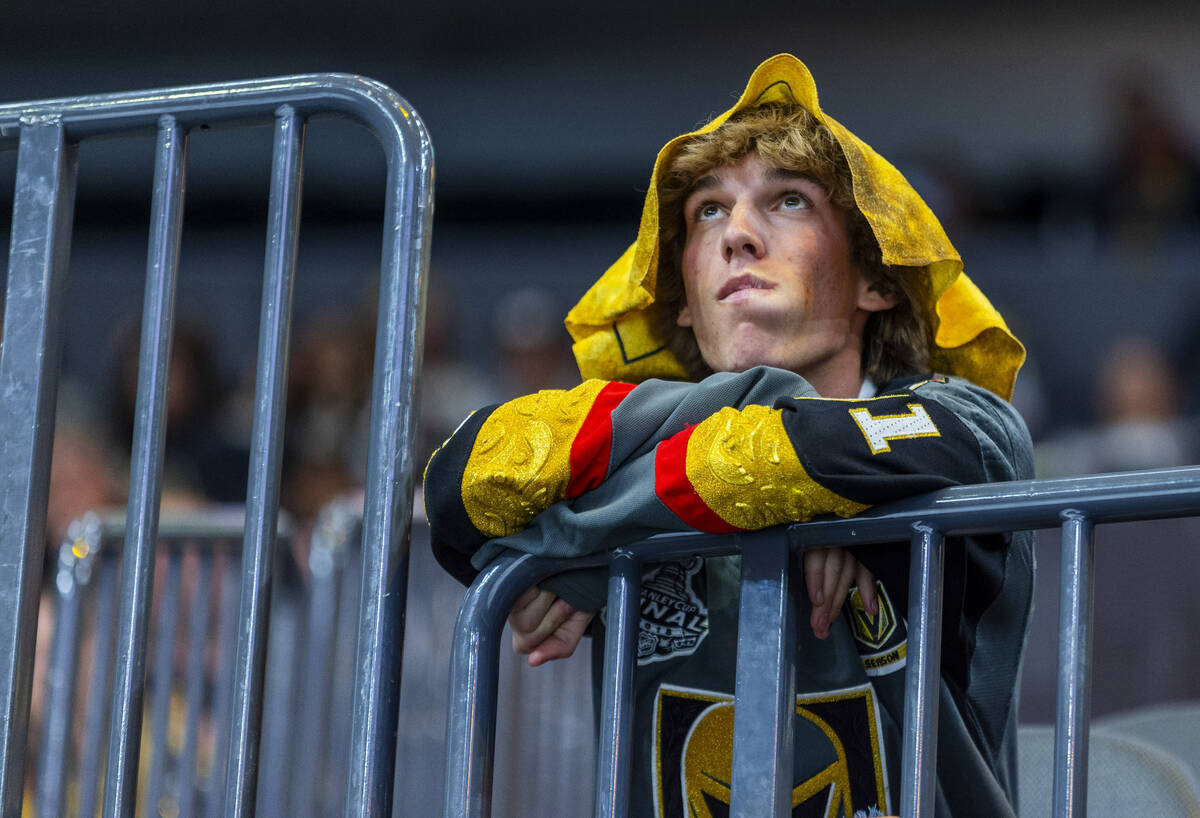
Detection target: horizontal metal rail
<box><xmin>444</xmin><ymin>465</ymin><xmax>1200</xmax><ymax>818</ymax></box>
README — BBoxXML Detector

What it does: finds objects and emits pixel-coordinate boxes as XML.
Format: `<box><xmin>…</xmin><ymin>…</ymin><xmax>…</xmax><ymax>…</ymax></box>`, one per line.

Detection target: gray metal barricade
<box><xmin>31</xmin><ymin>501</ymin><xmax>367</xmax><ymax>817</ymax></box>
<box><xmin>444</xmin><ymin>465</ymin><xmax>1200</xmax><ymax>818</ymax></box>
<box><xmin>0</xmin><ymin>75</ymin><xmax>433</xmax><ymax>818</ymax></box>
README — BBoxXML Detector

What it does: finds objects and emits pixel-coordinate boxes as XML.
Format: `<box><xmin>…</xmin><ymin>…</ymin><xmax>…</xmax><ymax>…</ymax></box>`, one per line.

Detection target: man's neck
<box><xmin>807</xmin><ymin>367</ymin><xmax>868</xmax><ymax>399</ymax></box>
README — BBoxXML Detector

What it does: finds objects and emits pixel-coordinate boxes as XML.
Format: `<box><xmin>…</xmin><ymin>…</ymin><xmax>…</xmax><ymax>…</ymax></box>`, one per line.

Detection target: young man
<box><xmin>424</xmin><ymin>54</ymin><xmax>1033</xmax><ymax>817</ymax></box>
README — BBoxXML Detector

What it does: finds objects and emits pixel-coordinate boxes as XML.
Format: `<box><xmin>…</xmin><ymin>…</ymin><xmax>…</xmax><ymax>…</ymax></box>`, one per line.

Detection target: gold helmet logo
<box><xmin>681</xmin><ymin>702</ymin><xmax>853</xmax><ymax>817</ymax></box>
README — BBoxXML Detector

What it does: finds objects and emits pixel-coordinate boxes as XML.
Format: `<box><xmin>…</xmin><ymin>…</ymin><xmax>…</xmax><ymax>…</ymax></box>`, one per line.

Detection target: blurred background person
<box><xmin>1036</xmin><ymin>334</ymin><xmax>1197</xmax><ymax>476</ymax></box>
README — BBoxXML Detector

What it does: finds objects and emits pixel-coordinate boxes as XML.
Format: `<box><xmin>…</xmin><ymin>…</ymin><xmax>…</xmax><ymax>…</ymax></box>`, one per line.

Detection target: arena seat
<box><xmin>1017</xmin><ymin>724</ymin><xmax>1200</xmax><ymax>817</ymax></box>
<box><xmin>1093</xmin><ymin>701</ymin><xmax>1200</xmax><ymax>785</ymax></box>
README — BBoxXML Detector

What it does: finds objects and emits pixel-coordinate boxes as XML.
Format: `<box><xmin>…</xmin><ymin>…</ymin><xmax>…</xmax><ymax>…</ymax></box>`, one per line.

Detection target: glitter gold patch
<box><xmin>684</xmin><ymin>406</ymin><xmax>868</xmax><ymax>529</ymax></box>
<box><xmin>655</xmin><ymin>683</ymin><xmax>890</xmax><ymax>818</ymax></box>
<box><xmin>461</xmin><ymin>379</ymin><xmax>609</xmax><ymax>537</ymax></box>
<box><xmin>682</xmin><ymin>702</ymin><xmax>848</xmax><ymax>817</ymax></box>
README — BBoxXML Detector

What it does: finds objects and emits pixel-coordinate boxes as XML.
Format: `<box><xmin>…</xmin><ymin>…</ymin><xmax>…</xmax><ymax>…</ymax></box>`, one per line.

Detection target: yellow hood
<box><xmin>564</xmin><ymin>53</ymin><xmax>1024</xmax><ymax>400</ymax></box>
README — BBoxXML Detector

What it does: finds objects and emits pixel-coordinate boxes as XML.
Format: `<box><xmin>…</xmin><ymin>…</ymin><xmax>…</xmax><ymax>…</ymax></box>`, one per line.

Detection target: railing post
<box><xmin>899</xmin><ymin>524</ymin><xmax>944</xmax><ymax>818</ymax></box>
<box><xmin>729</xmin><ymin>530</ymin><xmax>796</xmax><ymax>817</ymax></box>
<box><xmin>594</xmin><ymin>550</ymin><xmax>642</xmax><ymax>818</ymax></box>
<box><xmin>444</xmin><ymin>554</ymin><xmax>542</xmax><ymax>818</ymax></box>
<box><xmin>223</xmin><ymin>103</ymin><xmax>304</xmax><ymax>818</ymax></box>
<box><xmin>0</xmin><ymin>118</ymin><xmax>76</xmax><ymax>817</ymax></box>
<box><xmin>104</xmin><ymin>114</ymin><xmax>187</xmax><ymax>818</ymax></box>
<box><xmin>36</xmin><ymin>535</ymin><xmax>96</xmax><ymax>816</ymax></box>
<box><xmin>344</xmin><ymin>85</ymin><xmax>434</xmax><ymax>818</ymax></box>
<box><xmin>1053</xmin><ymin>511</ymin><xmax>1095</xmax><ymax>818</ymax></box>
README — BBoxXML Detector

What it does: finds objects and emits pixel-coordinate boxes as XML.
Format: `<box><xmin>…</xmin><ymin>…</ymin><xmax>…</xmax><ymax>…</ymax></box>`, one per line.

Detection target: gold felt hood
<box><xmin>564</xmin><ymin>53</ymin><xmax>1025</xmax><ymax>400</ymax></box>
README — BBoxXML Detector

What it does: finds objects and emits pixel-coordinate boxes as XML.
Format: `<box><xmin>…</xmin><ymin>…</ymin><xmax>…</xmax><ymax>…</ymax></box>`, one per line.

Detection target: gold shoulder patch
<box><xmin>685</xmin><ymin>406</ymin><xmax>867</xmax><ymax>529</ymax></box>
<box><xmin>461</xmin><ymin>379</ymin><xmax>608</xmax><ymax>537</ymax></box>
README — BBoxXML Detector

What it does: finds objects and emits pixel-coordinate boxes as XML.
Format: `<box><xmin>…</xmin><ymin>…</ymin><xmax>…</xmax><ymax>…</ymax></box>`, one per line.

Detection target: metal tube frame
<box><xmin>1052</xmin><ymin>511</ymin><xmax>1095</xmax><ymax>818</ymax></box>
<box><xmin>223</xmin><ymin>104</ymin><xmax>304</xmax><ymax>818</ymax></box>
<box><xmin>0</xmin><ymin>73</ymin><xmax>432</xmax><ymax>817</ymax></box>
<box><xmin>0</xmin><ymin>119</ymin><xmax>77</xmax><ymax>817</ymax></box>
<box><xmin>729</xmin><ymin>530</ymin><xmax>797</xmax><ymax>818</ymax></box>
<box><xmin>898</xmin><ymin>525</ymin><xmax>945</xmax><ymax>818</ymax></box>
<box><xmin>35</xmin><ymin>539</ymin><xmax>94</xmax><ymax>816</ymax></box>
<box><xmin>104</xmin><ymin>114</ymin><xmax>187</xmax><ymax>818</ymax></box>
<box><xmin>593</xmin><ymin>550</ymin><xmax>642</xmax><ymax>818</ymax></box>
<box><xmin>445</xmin><ymin>465</ymin><xmax>1200</xmax><ymax>818</ymax></box>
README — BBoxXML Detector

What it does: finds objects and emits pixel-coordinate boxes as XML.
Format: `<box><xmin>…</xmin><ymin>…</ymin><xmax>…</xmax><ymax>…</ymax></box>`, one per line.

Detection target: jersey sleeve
<box><xmin>422</xmin><ymin>378</ymin><xmax>634</xmax><ymax>583</ymax></box>
<box><xmin>422</xmin><ymin>367</ymin><xmax>820</xmax><ymax>584</ymax></box>
<box><xmin>652</xmin><ymin>375</ymin><xmax>1021</xmax><ymax>534</ymax></box>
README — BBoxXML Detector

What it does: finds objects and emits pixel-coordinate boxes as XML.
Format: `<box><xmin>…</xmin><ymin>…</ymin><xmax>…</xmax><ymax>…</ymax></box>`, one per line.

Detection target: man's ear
<box><xmin>857</xmin><ymin>277</ymin><xmax>899</xmax><ymax>313</ymax></box>
<box><xmin>677</xmin><ymin>302</ymin><xmax>693</xmax><ymax>327</ymax></box>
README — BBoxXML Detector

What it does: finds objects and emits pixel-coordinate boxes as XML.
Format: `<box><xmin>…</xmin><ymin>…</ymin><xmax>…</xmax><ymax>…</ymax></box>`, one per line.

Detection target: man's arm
<box><xmin>504</xmin><ymin>374</ymin><xmax>1027</xmax><ymax>661</ymax></box>
<box><xmin>487</xmin><ymin>374</ymin><xmax>1029</xmax><ymax>603</ymax></box>
<box><xmin>427</xmin><ymin>371</ymin><xmax>1030</xmax><ymax>651</ymax></box>
<box><xmin>422</xmin><ymin>367</ymin><xmax>820</xmax><ymax>585</ymax></box>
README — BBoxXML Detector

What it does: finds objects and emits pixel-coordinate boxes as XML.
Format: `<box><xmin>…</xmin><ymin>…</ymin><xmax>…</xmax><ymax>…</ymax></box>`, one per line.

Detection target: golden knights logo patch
<box><xmin>847</xmin><ymin>582</ymin><xmax>907</xmax><ymax>678</ymax></box>
<box><xmin>653</xmin><ymin>684</ymin><xmax>890</xmax><ymax>818</ymax></box>
<box><xmin>847</xmin><ymin>582</ymin><xmax>896</xmax><ymax>650</ymax></box>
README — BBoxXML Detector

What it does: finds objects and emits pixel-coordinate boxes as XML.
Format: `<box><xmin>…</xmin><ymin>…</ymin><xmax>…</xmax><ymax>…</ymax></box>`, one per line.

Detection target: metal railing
<box><xmin>0</xmin><ymin>75</ymin><xmax>432</xmax><ymax>817</ymax></box>
<box><xmin>443</xmin><ymin>466</ymin><xmax>1200</xmax><ymax>818</ymax></box>
<box><xmin>31</xmin><ymin>502</ymin><xmax>365</xmax><ymax>818</ymax></box>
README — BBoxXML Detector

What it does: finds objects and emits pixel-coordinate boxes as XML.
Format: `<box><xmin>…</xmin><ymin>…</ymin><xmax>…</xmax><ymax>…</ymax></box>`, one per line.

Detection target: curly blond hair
<box><xmin>653</xmin><ymin>103</ymin><xmax>931</xmax><ymax>384</ymax></box>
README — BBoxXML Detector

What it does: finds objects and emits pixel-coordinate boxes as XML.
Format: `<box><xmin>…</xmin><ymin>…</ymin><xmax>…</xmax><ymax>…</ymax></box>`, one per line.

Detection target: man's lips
<box><xmin>717</xmin><ymin>274</ymin><xmax>775</xmax><ymax>301</ymax></box>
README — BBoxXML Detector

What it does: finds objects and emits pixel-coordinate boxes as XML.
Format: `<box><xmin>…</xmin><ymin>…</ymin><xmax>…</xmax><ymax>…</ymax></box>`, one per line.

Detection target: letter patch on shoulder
<box><xmin>848</xmin><ymin>403</ymin><xmax>941</xmax><ymax>454</ymax></box>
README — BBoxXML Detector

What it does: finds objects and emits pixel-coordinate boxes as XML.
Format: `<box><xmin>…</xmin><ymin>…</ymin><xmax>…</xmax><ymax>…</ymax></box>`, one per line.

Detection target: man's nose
<box><xmin>722</xmin><ymin>205</ymin><xmax>765</xmax><ymax>262</ymax></box>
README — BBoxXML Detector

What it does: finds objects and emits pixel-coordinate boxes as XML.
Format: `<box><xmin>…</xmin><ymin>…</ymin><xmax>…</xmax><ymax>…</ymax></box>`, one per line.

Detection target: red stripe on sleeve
<box><xmin>654</xmin><ymin>426</ymin><xmax>744</xmax><ymax>534</ymax></box>
<box><xmin>566</xmin><ymin>381</ymin><xmax>636</xmax><ymax>498</ymax></box>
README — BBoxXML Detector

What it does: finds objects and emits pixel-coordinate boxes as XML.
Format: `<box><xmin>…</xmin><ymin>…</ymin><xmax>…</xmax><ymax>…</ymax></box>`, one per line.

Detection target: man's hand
<box><xmin>508</xmin><ymin>586</ymin><xmax>596</xmax><ymax>667</ymax></box>
<box><xmin>803</xmin><ymin>547</ymin><xmax>877</xmax><ymax>640</ymax></box>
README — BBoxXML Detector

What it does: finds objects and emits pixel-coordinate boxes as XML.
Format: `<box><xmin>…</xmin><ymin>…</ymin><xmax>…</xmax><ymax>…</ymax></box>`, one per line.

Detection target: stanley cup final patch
<box><xmin>633</xmin><ymin>558</ymin><xmax>709</xmax><ymax>665</ymax></box>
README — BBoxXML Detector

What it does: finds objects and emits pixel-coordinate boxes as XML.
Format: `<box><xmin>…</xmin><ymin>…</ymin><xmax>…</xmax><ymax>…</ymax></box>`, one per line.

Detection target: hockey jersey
<box><xmin>423</xmin><ymin>366</ymin><xmax>1034</xmax><ymax>817</ymax></box>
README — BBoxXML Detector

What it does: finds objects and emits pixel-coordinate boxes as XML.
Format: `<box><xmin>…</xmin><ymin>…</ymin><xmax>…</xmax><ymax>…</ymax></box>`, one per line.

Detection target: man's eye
<box><xmin>780</xmin><ymin>193</ymin><xmax>811</xmax><ymax>210</ymax></box>
<box><xmin>695</xmin><ymin>202</ymin><xmax>722</xmax><ymax>221</ymax></box>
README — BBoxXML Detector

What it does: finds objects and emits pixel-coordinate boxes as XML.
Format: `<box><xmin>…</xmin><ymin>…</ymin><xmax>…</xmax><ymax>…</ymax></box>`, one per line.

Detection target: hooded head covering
<box><xmin>564</xmin><ymin>53</ymin><xmax>1024</xmax><ymax>400</ymax></box>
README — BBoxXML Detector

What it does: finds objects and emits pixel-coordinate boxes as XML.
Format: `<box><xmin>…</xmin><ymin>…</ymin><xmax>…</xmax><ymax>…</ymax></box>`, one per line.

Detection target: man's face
<box><xmin>676</xmin><ymin>154</ymin><xmax>893</xmax><ymax>396</ymax></box>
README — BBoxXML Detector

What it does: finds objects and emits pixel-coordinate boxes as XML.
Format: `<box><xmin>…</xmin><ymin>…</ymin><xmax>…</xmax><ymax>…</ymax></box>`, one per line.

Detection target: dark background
<box><xmin>6</xmin><ymin>1</ymin><xmax>1200</xmax><ymax>733</ymax></box>
<box><xmin>2</xmin><ymin>1</ymin><xmax>1199</xmax><ymax>429</ymax></box>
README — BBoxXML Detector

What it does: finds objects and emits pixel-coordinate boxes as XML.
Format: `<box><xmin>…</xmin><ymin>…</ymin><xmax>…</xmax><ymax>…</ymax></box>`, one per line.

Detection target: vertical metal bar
<box><xmin>103</xmin><ymin>113</ymin><xmax>187</xmax><ymax>818</ymax></box>
<box><xmin>899</xmin><ymin>525</ymin><xmax>945</xmax><ymax>818</ymax></box>
<box><xmin>36</xmin><ymin>542</ymin><xmax>90</xmax><ymax>817</ymax></box>
<box><xmin>223</xmin><ymin>104</ymin><xmax>304</xmax><ymax>817</ymax></box>
<box><xmin>79</xmin><ymin>552</ymin><xmax>120</xmax><ymax>818</ymax></box>
<box><xmin>178</xmin><ymin>552</ymin><xmax>214</xmax><ymax>818</ymax></box>
<box><xmin>205</xmin><ymin>552</ymin><xmax>240</xmax><ymax>818</ymax></box>
<box><xmin>443</xmin><ymin>554</ymin><xmax>540</xmax><ymax>818</ymax></box>
<box><xmin>1052</xmin><ymin>511</ymin><xmax>1095</xmax><ymax>818</ymax></box>
<box><xmin>0</xmin><ymin>119</ymin><xmax>76</xmax><ymax>816</ymax></box>
<box><xmin>290</xmin><ymin>509</ymin><xmax>350</xmax><ymax>818</ymax></box>
<box><xmin>145</xmin><ymin>551</ymin><xmax>184</xmax><ymax>817</ymax></box>
<box><xmin>326</xmin><ymin>536</ymin><xmax>363</xmax><ymax>812</ymax></box>
<box><xmin>593</xmin><ymin>550</ymin><xmax>642</xmax><ymax>818</ymax></box>
<box><xmin>256</xmin><ymin>586</ymin><xmax>300</xmax><ymax>815</ymax></box>
<box><xmin>345</xmin><ymin>107</ymin><xmax>434</xmax><ymax>818</ymax></box>
<box><xmin>729</xmin><ymin>531</ymin><xmax>796</xmax><ymax>818</ymax></box>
